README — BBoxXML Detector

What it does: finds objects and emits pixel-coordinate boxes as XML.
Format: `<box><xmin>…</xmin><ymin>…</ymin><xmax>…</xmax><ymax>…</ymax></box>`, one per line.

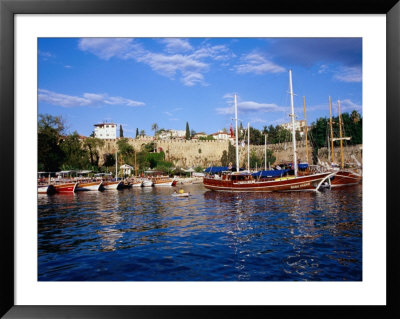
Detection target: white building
<box><xmin>94</xmin><ymin>123</ymin><xmax>117</xmax><ymax>139</ymax></box>
<box><xmin>211</xmin><ymin>131</ymin><xmax>231</xmax><ymax>140</ymax></box>
<box><xmin>280</xmin><ymin>120</ymin><xmax>307</xmax><ymax>136</ymax></box>
<box><xmin>158</xmin><ymin>129</ymin><xmax>186</xmax><ymax>139</ymax></box>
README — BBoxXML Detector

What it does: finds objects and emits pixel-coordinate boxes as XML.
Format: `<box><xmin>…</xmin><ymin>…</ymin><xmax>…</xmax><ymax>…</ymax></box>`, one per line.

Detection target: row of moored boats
<box><xmin>38</xmin><ymin>176</ymin><xmax>177</xmax><ymax>194</ymax></box>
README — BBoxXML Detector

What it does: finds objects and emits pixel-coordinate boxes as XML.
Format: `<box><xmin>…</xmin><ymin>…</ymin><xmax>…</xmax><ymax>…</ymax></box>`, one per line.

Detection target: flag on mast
<box><xmin>230</xmin><ymin>122</ymin><xmax>234</xmax><ymax>138</ymax></box>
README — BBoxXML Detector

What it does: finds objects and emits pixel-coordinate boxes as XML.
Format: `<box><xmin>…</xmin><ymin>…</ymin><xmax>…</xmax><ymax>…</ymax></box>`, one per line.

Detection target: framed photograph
<box><xmin>1</xmin><ymin>0</ymin><xmax>399</xmax><ymax>318</ymax></box>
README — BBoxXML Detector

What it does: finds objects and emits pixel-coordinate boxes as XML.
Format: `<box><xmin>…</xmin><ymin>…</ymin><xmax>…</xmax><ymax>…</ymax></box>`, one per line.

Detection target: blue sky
<box><xmin>38</xmin><ymin>38</ymin><xmax>362</xmax><ymax>137</ymax></box>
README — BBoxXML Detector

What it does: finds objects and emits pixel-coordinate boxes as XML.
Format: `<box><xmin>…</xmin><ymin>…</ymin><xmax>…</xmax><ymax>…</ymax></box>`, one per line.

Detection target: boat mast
<box><xmin>303</xmin><ymin>96</ymin><xmax>310</xmax><ymax>165</ymax></box>
<box><xmin>115</xmin><ymin>149</ymin><xmax>118</xmax><ymax>180</ymax></box>
<box><xmin>328</xmin><ymin>96</ymin><xmax>335</xmax><ymax>165</ymax></box>
<box><xmin>338</xmin><ymin>100</ymin><xmax>344</xmax><ymax>169</ymax></box>
<box><xmin>264</xmin><ymin>134</ymin><xmax>267</xmax><ymax>171</ymax></box>
<box><xmin>247</xmin><ymin>122</ymin><xmax>250</xmax><ymax>172</ymax></box>
<box><xmin>234</xmin><ymin>94</ymin><xmax>239</xmax><ymax>172</ymax></box>
<box><xmin>288</xmin><ymin>70</ymin><xmax>298</xmax><ymax>176</ymax></box>
<box><xmin>135</xmin><ymin>151</ymin><xmax>137</xmax><ymax>176</ymax></box>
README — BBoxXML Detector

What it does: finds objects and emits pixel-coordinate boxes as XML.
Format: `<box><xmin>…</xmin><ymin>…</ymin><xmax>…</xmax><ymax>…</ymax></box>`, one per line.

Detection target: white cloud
<box><xmin>78</xmin><ymin>38</ymin><xmax>235</xmax><ymax>87</ymax></box>
<box><xmin>338</xmin><ymin>99</ymin><xmax>362</xmax><ymax>111</ymax></box>
<box><xmin>234</xmin><ymin>52</ymin><xmax>285</xmax><ymax>74</ymax></box>
<box><xmin>78</xmin><ymin>38</ymin><xmax>142</xmax><ymax>60</ymax></box>
<box><xmin>38</xmin><ymin>50</ymin><xmax>54</xmax><ymax>58</ymax></box>
<box><xmin>161</xmin><ymin>38</ymin><xmax>193</xmax><ymax>53</ymax></box>
<box><xmin>318</xmin><ymin>64</ymin><xmax>329</xmax><ymax>74</ymax></box>
<box><xmin>137</xmin><ymin>52</ymin><xmax>209</xmax><ymax>86</ymax></box>
<box><xmin>217</xmin><ymin>94</ymin><xmax>286</xmax><ymax>115</ymax></box>
<box><xmin>333</xmin><ymin>66</ymin><xmax>362</xmax><ymax>82</ymax></box>
<box><xmin>38</xmin><ymin>89</ymin><xmax>145</xmax><ymax>108</ymax></box>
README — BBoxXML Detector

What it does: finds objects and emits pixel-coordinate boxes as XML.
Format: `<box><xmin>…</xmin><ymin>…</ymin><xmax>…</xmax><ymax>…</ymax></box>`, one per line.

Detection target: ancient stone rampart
<box><xmin>96</xmin><ymin>137</ymin><xmax>362</xmax><ymax>168</ymax></box>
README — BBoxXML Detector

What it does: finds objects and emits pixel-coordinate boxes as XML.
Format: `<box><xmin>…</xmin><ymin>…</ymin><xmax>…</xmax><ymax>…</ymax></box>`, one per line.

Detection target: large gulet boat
<box><xmin>326</xmin><ymin>97</ymin><xmax>362</xmax><ymax>187</ymax></box>
<box><xmin>203</xmin><ymin>70</ymin><xmax>336</xmax><ymax>192</ymax></box>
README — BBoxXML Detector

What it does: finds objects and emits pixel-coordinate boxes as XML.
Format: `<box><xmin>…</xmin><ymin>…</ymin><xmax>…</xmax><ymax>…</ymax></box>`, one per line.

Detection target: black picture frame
<box><xmin>1</xmin><ymin>0</ymin><xmax>399</xmax><ymax>318</ymax></box>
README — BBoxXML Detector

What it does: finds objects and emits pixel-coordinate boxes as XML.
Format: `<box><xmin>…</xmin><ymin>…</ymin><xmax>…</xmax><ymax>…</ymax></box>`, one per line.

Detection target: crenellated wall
<box><xmin>96</xmin><ymin>137</ymin><xmax>362</xmax><ymax>168</ymax></box>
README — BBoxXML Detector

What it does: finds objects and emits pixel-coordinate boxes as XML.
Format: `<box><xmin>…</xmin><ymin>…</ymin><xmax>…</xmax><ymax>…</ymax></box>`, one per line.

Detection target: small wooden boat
<box><xmin>53</xmin><ymin>182</ymin><xmax>78</xmax><ymax>193</ymax></box>
<box><xmin>101</xmin><ymin>180</ymin><xmax>122</xmax><ymax>190</ymax></box>
<box><xmin>330</xmin><ymin>170</ymin><xmax>362</xmax><ymax>187</ymax></box>
<box><xmin>75</xmin><ymin>181</ymin><xmax>102</xmax><ymax>191</ymax></box>
<box><xmin>152</xmin><ymin>176</ymin><xmax>175</xmax><ymax>186</ymax></box>
<box><xmin>172</xmin><ymin>192</ymin><xmax>190</xmax><ymax>197</ymax></box>
<box><xmin>38</xmin><ymin>184</ymin><xmax>56</xmax><ymax>194</ymax></box>
<box><xmin>142</xmin><ymin>178</ymin><xmax>153</xmax><ymax>187</ymax></box>
<box><xmin>130</xmin><ymin>179</ymin><xmax>143</xmax><ymax>187</ymax></box>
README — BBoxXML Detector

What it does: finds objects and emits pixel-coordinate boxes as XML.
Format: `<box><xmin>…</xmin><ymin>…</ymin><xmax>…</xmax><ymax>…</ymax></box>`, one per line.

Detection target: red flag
<box><xmin>230</xmin><ymin>122</ymin><xmax>233</xmax><ymax>137</ymax></box>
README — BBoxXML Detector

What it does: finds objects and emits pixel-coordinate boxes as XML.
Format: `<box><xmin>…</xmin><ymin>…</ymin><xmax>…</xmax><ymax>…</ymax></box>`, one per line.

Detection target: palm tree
<box><xmin>151</xmin><ymin>123</ymin><xmax>158</xmax><ymax>152</ymax></box>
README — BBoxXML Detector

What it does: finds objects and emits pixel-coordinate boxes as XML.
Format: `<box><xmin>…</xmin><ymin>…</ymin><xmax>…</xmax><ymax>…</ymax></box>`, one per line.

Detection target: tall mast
<box><xmin>329</xmin><ymin>96</ymin><xmax>334</xmax><ymax>164</ymax></box>
<box><xmin>303</xmin><ymin>96</ymin><xmax>309</xmax><ymax>165</ymax></box>
<box><xmin>338</xmin><ymin>100</ymin><xmax>344</xmax><ymax>169</ymax></box>
<box><xmin>135</xmin><ymin>151</ymin><xmax>137</xmax><ymax>176</ymax></box>
<box><xmin>264</xmin><ymin>134</ymin><xmax>267</xmax><ymax>170</ymax></box>
<box><xmin>234</xmin><ymin>94</ymin><xmax>239</xmax><ymax>172</ymax></box>
<box><xmin>288</xmin><ymin>70</ymin><xmax>298</xmax><ymax>176</ymax></box>
<box><xmin>247</xmin><ymin>122</ymin><xmax>250</xmax><ymax>172</ymax></box>
<box><xmin>115</xmin><ymin>149</ymin><xmax>118</xmax><ymax>180</ymax></box>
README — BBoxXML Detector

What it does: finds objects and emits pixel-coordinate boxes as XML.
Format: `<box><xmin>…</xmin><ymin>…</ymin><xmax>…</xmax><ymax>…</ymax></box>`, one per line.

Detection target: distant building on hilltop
<box><xmin>158</xmin><ymin>129</ymin><xmax>186</xmax><ymax>140</ymax></box>
<box><xmin>211</xmin><ymin>131</ymin><xmax>232</xmax><ymax>140</ymax></box>
<box><xmin>192</xmin><ymin>132</ymin><xmax>208</xmax><ymax>139</ymax></box>
<box><xmin>280</xmin><ymin>120</ymin><xmax>307</xmax><ymax>136</ymax></box>
<box><xmin>94</xmin><ymin>122</ymin><xmax>117</xmax><ymax>139</ymax></box>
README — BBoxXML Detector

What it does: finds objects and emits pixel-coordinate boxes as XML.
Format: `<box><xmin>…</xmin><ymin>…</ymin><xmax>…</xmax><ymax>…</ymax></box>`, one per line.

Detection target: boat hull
<box><xmin>102</xmin><ymin>181</ymin><xmax>122</xmax><ymax>190</ymax></box>
<box><xmin>38</xmin><ymin>184</ymin><xmax>56</xmax><ymax>194</ymax></box>
<box><xmin>142</xmin><ymin>179</ymin><xmax>153</xmax><ymax>187</ymax></box>
<box><xmin>203</xmin><ymin>172</ymin><xmax>333</xmax><ymax>192</ymax></box>
<box><xmin>153</xmin><ymin>180</ymin><xmax>174</xmax><ymax>186</ymax></box>
<box><xmin>131</xmin><ymin>182</ymin><xmax>143</xmax><ymax>187</ymax></box>
<box><xmin>76</xmin><ymin>181</ymin><xmax>102</xmax><ymax>191</ymax></box>
<box><xmin>330</xmin><ymin>170</ymin><xmax>362</xmax><ymax>187</ymax></box>
<box><xmin>53</xmin><ymin>182</ymin><xmax>77</xmax><ymax>193</ymax></box>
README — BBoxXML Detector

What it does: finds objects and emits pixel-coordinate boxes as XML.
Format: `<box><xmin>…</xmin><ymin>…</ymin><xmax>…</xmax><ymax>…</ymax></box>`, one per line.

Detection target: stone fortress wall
<box><xmin>97</xmin><ymin>137</ymin><xmax>362</xmax><ymax>168</ymax></box>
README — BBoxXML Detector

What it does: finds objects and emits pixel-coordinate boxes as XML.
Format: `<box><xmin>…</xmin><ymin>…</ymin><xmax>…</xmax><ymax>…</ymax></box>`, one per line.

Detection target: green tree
<box><xmin>185</xmin><ymin>122</ymin><xmax>190</xmax><ymax>140</ymax></box>
<box><xmin>120</xmin><ymin>124</ymin><xmax>124</xmax><ymax>138</ymax></box>
<box><xmin>60</xmin><ymin>132</ymin><xmax>90</xmax><ymax>169</ymax></box>
<box><xmin>152</xmin><ymin>123</ymin><xmax>159</xmax><ymax>137</ymax></box>
<box><xmin>38</xmin><ymin>114</ymin><xmax>66</xmax><ymax>171</ymax></box>
<box><xmin>103</xmin><ymin>153</ymin><xmax>115</xmax><ymax>167</ymax></box>
<box><xmin>199</xmin><ymin>135</ymin><xmax>215</xmax><ymax>141</ymax></box>
<box><xmin>220</xmin><ymin>150</ymin><xmax>228</xmax><ymax>166</ymax></box>
<box><xmin>249</xmin><ymin>150</ymin><xmax>260</xmax><ymax>169</ymax></box>
<box><xmin>83</xmin><ymin>137</ymin><xmax>105</xmax><ymax>167</ymax></box>
<box><xmin>140</xmin><ymin>129</ymin><xmax>145</xmax><ymax>137</ymax></box>
<box><xmin>117</xmin><ymin>138</ymin><xmax>135</xmax><ymax>165</ymax></box>
<box><xmin>136</xmin><ymin>128</ymin><xmax>139</xmax><ymax>138</ymax></box>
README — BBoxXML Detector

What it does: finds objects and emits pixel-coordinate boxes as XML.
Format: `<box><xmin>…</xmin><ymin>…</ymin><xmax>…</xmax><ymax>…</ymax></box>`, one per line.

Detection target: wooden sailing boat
<box><xmin>203</xmin><ymin>70</ymin><xmax>335</xmax><ymax>192</ymax></box>
<box><xmin>328</xmin><ymin>99</ymin><xmax>362</xmax><ymax>187</ymax></box>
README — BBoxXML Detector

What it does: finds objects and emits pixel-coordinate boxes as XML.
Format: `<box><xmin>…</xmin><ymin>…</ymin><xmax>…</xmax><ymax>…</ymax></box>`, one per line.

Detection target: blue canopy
<box><xmin>298</xmin><ymin>163</ymin><xmax>309</xmax><ymax>170</ymax></box>
<box><xmin>251</xmin><ymin>169</ymin><xmax>290</xmax><ymax>178</ymax></box>
<box><xmin>204</xmin><ymin>166</ymin><xmax>230</xmax><ymax>173</ymax></box>
<box><xmin>204</xmin><ymin>166</ymin><xmax>244</xmax><ymax>174</ymax></box>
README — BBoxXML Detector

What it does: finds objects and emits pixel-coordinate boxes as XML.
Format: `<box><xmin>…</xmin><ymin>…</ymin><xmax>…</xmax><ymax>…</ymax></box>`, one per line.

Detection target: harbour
<box><xmin>38</xmin><ymin>183</ymin><xmax>362</xmax><ymax>281</ymax></box>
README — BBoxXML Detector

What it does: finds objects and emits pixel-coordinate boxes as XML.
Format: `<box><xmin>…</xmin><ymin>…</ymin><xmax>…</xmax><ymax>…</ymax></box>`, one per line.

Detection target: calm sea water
<box><xmin>38</xmin><ymin>183</ymin><xmax>362</xmax><ymax>281</ymax></box>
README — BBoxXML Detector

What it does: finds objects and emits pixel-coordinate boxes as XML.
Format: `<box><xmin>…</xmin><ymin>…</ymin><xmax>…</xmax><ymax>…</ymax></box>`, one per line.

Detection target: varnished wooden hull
<box><xmin>76</xmin><ymin>181</ymin><xmax>102</xmax><ymax>191</ymax></box>
<box><xmin>203</xmin><ymin>172</ymin><xmax>333</xmax><ymax>192</ymax></box>
<box><xmin>53</xmin><ymin>182</ymin><xmax>77</xmax><ymax>193</ymax></box>
<box><xmin>330</xmin><ymin>170</ymin><xmax>362</xmax><ymax>187</ymax></box>
<box><xmin>102</xmin><ymin>181</ymin><xmax>122</xmax><ymax>190</ymax></box>
<box><xmin>153</xmin><ymin>179</ymin><xmax>174</xmax><ymax>186</ymax></box>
